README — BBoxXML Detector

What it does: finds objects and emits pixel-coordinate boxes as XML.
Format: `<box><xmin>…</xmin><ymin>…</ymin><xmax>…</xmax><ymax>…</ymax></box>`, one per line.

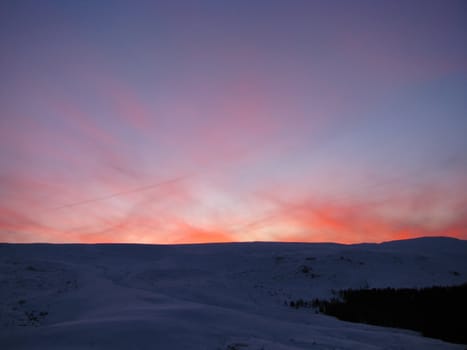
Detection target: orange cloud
<box><xmin>168</xmin><ymin>219</ymin><xmax>236</xmax><ymax>244</ymax></box>
<box><xmin>239</xmin><ymin>182</ymin><xmax>467</xmax><ymax>243</ymax></box>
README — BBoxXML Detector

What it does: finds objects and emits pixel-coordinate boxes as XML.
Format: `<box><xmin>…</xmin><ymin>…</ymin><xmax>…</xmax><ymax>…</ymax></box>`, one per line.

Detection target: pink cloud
<box><xmin>238</xmin><ymin>181</ymin><xmax>467</xmax><ymax>243</ymax></box>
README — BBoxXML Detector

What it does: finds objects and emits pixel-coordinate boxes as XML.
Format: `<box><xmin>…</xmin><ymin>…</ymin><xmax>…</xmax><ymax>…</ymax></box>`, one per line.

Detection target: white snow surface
<box><xmin>0</xmin><ymin>237</ymin><xmax>466</xmax><ymax>349</ymax></box>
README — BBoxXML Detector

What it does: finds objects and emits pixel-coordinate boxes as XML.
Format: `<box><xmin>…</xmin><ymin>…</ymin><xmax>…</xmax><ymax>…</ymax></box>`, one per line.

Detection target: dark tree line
<box><xmin>311</xmin><ymin>283</ymin><xmax>467</xmax><ymax>345</ymax></box>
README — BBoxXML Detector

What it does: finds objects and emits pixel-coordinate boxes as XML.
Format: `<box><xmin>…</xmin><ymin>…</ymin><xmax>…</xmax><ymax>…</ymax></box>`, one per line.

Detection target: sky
<box><xmin>1</xmin><ymin>0</ymin><xmax>466</xmax><ymax>244</ymax></box>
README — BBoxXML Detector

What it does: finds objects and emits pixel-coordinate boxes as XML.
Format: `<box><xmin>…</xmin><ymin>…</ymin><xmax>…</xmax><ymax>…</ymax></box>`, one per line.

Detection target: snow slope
<box><xmin>0</xmin><ymin>237</ymin><xmax>466</xmax><ymax>349</ymax></box>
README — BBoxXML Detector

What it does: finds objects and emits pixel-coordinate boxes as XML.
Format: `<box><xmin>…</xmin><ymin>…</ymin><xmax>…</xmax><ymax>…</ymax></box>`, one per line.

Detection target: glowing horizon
<box><xmin>1</xmin><ymin>1</ymin><xmax>466</xmax><ymax>244</ymax></box>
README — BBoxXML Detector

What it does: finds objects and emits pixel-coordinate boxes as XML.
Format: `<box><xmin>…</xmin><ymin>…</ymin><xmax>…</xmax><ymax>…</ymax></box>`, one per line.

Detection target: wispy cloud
<box><xmin>1</xmin><ymin>0</ymin><xmax>466</xmax><ymax>243</ymax></box>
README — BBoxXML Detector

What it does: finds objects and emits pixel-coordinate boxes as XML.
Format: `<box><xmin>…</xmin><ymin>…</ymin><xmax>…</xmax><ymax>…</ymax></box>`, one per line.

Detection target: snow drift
<box><xmin>1</xmin><ymin>237</ymin><xmax>466</xmax><ymax>349</ymax></box>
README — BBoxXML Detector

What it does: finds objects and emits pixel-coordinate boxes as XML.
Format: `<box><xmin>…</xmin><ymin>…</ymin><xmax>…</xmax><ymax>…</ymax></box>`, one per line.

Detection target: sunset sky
<box><xmin>1</xmin><ymin>0</ymin><xmax>466</xmax><ymax>244</ymax></box>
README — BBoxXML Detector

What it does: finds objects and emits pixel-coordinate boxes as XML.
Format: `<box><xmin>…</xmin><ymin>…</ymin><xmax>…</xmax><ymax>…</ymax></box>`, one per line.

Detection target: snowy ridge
<box><xmin>1</xmin><ymin>237</ymin><xmax>466</xmax><ymax>349</ymax></box>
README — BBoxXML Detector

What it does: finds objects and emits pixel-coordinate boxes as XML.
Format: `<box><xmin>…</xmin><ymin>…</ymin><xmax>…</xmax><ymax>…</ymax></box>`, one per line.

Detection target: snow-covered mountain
<box><xmin>1</xmin><ymin>237</ymin><xmax>466</xmax><ymax>349</ymax></box>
